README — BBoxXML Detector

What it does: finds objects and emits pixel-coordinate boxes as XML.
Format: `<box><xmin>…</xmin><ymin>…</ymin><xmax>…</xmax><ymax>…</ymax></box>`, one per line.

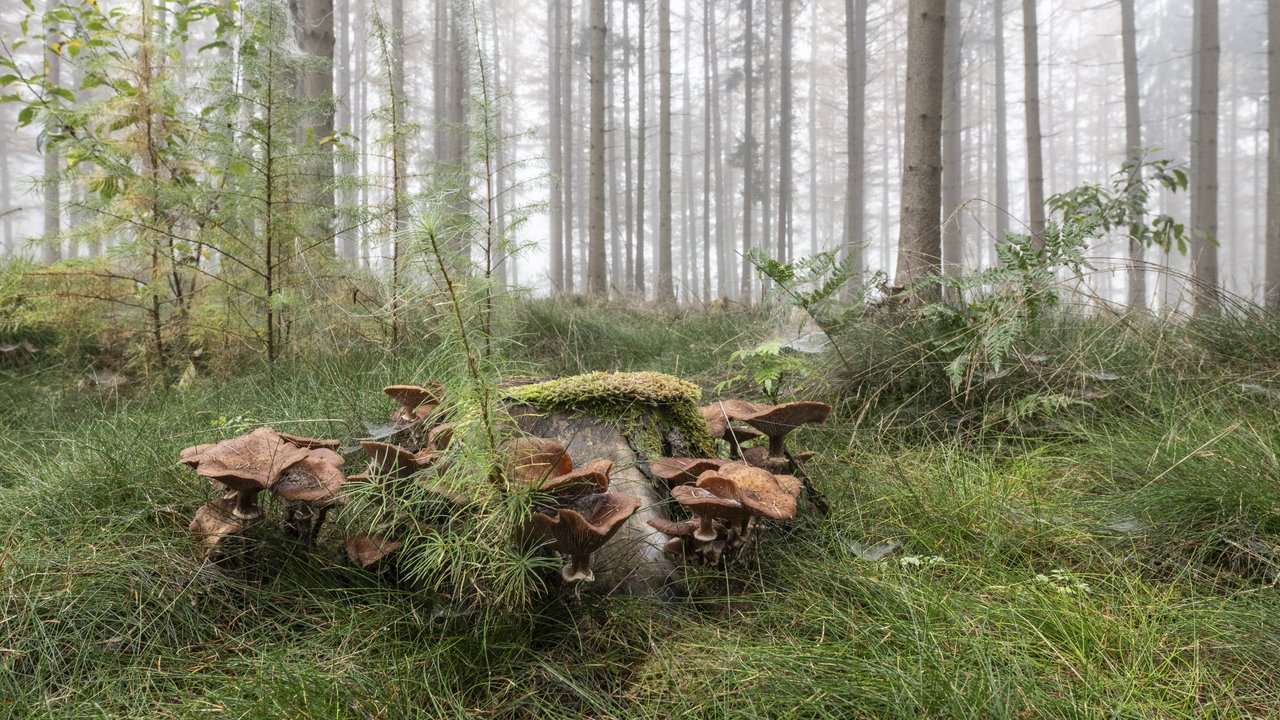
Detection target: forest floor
<box><xmin>2</xmin><ymin>300</ymin><xmax>1279</xmax><ymax>718</ymax></box>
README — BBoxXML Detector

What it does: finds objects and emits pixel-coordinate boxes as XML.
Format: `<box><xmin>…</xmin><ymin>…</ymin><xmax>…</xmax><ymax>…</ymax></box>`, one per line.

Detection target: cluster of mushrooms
<box><xmin>180</xmin><ymin>382</ymin><xmax>643</xmax><ymax>584</ymax></box>
<box><xmin>647</xmin><ymin>400</ymin><xmax>831</xmax><ymax>567</ymax></box>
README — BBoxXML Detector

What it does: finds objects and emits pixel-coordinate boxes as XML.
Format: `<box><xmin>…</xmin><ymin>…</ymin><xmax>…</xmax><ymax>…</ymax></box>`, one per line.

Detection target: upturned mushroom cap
<box><xmin>189</xmin><ymin>497</ymin><xmax>246</xmax><ymax>551</ymax></box>
<box><xmin>426</xmin><ymin>422</ymin><xmax>456</xmax><ymax>451</ymax></box>
<box><xmin>671</xmin><ymin>484</ymin><xmax>750</xmax><ymax>542</ymax></box>
<box><xmin>537</xmin><ymin>458</ymin><xmax>613</xmax><ymax>498</ymax></box>
<box><xmin>527</xmin><ymin>491</ymin><xmax>642</xmax><ymax>583</ymax></box>
<box><xmin>276</xmin><ymin>432</ymin><xmax>342</xmax><ymax>450</ymax></box>
<box><xmin>179</xmin><ymin>443</ymin><xmax>216</xmax><ymax>469</ymax></box>
<box><xmin>184</xmin><ymin>428</ymin><xmax>312</xmax><ymax>519</ymax></box>
<box><xmin>709</xmin><ymin>464</ymin><xmax>798</xmax><ymax>521</ymax></box>
<box><xmin>383</xmin><ymin>383</ymin><xmax>445</xmax><ymax>409</ymax></box>
<box><xmin>738</xmin><ymin>401</ymin><xmax>832</xmax><ymax>458</ymax></box>
<box><xmin>649</xmin><ymin>457</ymin><xmax>729</xmax><ymax>486</ymax></box>
<box><xmin>345</xmin><ymin>532</ymin><xmax>404</xmax><ymax>568</ymax></box>
<box><xmin>361</xmin><ymin>440</ymin><xmax>431</xmax><ymax>477</ymax></box>
<box><xmin>500</xmin><ymin>437</ymin><xmax>573</xmax><ymax>488</ymax></box>
<box><xmin>273</xmin><ymin>450</ymin><xmax>346</xmax><ymax>504</ymax></box>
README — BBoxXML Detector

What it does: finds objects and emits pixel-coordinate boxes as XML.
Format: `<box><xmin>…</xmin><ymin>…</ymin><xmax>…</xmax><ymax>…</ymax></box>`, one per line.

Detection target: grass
<box><xmin>2</xmin><ymin>299</ymin><xmax>1279</xmax><ymax>717</ymax></box>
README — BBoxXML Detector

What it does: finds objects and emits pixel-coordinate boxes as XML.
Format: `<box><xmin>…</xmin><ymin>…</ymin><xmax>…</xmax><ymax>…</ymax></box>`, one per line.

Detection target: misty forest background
<box><xmin>4</xmin><ymin>0</ymin><xmax>1280</xmax><ymax>717</ymax></box>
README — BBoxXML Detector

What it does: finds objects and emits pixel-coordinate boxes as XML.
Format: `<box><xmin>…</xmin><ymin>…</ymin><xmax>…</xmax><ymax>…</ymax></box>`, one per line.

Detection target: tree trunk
<box><xmin>893</xmin><ymin>0</ymin><xmax>945</xmax><ymax>294</ymax></box>
<box><xmin>681</xmin><ymin>7</ymin><xmax>695</xmax><ymax>303</ymax></box>
<box><xmin>843</xmin><ymin>0</ymin><xmax>867</xmax><ymax>287</ymax></box>
<box><xmin>941</xmin><ymin>0</ymin><xmax>962</xmax><ymax>291</ymax></box>
<box><xmin>1022</xmin><ymin>0</ymin><xmax>1046</xmax><ymax>247</ymax></box>
<box><xmin>1120</xmin><ymin>0</ymin><xmax>1146</xmax><ymax>310</ymax></box>
<box><xmin>740</xmin><ymin>0</ymin><xmax>755</xmax><ymax>303</ymax></box>
<box><xmin>587</xmin><ymin>0</ymin><xmax>608</xmax><ymax>297</ymax></box>
<box><xmin>336</xmin><ymin>0</ymin><xmax>357</xmax><ymax>261</ymax></box>
<box><xmin>1268</xmin><ymin>0</ymin><xmax>1280</xmax><ymax>309</ymax></box>
<box><xmin>434</xmin><ymin>0</ymin><xmax>448</xmax><ymax>163</ymax></box>
<box><xmin>563</xmin><ymin>3</ymin><xmax>576</xmax><ymax>294</ymax></box>
<box><xmin>761</xmin><ymin>0</ymin><xmax>774</xmax><ymax>291</ymax></box>
<box><xmin>549</xmin><ymin>0</ymin><xmax>565</xmax><ymax>292</ymax></box>
<box><xmin>290</xmin><ymin>0</ymin><xmax>336</xmax><ymax>250</ymax></box>
<box><xmin>636</xmin><ymin>0</ymin><xmax>647</xmax><ymax>298</ymax></box>
<box><xmin>993</xmin><ymin>0</ymin><xmax>1009</xmax><ymax>247</ymax></box>
<box><xmin>702</xmin><ymin>0</ymin><xmax>714</xmax><ymax>302</ymax></box>
<box><xmin>709</xmin><ymin>0</ymin><xmax>729</xmax><ymax>299</ymax></box>
<box><xmin>776</xmin><ymin>0</ymin><xmax>793</xmax><ymax>267</ymax></box>
<box><xmin>807</xmin><ymin>0</ymin><xmax>818</xmax><ymax>257</ymax></box>
<box><xmin>656</xmin><ymin>0</ymin><xmax>674</xmax><ymax>303</ymax></box>
<box><xmin>1190</xmin><ymin>0</ymin><xmax>1219</xmax><ymax>315</ymax></box>
<box><xmin>43</xmin><ymin>10</ymin><xmax>61</xmax><ymax>264</ymax></box>
<box><xmin>623</xmin><ymin>0</ymin><xmax>635</xmax><ymax>291</ymax></box>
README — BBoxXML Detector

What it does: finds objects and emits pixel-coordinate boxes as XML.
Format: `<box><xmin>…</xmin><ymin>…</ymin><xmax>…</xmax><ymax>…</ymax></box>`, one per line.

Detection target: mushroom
<box><xmin>648</xmin><ymin>457</ymin><xmax>729</xmax><ymax>487</ymax></box>
<box><xmin>188</xmin><ymin>497</ymin><xmax>246</xmax><ymax>556</ymax></box>
<box><xmin>527</xmin><ymin>492</ymin><xmax>642</xmax><ymax>583</ymax></box>
<box><xmin>499</xmin><ymin>437</ymin><xmax>573</xmax><ymax>489</ymax></box>
<box><xmin>274</xmin><ymin>449</ymin><xmax>347</xmax><ymax>542</ymax></box>
<box><xmin>345</xmin><ymin>532</ymin><xmax>404</xmax><ymax>569</ymax></box>
<box><xmin>384</xmin><ymin>383</ymin><xmax>445</xmax><ymax>429</ymax></box>
<box><xmin>670</xmin><ymin>484</ymin><xmax>750</xmax><ymax>542</ymax></box>
<box><xmin>537</xmin><ymin>458</ymin><xmax>614</xmax><ymax>499</ymax></box>
<box><xmin>698</xmin><ymin>405</ymin><xmax>765</xmax><ymax>459</ymax></box>
<box><xmin>736</xmin><ymin>401</ymin><xmax>831</xmax><ymax>462</ymax></box>
<box><xmin>709</xmin><ymin>463</ymin><xmax>799</xmax><ymax>522</ymax></box>
<box><xmin>276</xmin><ymin>432</ymin><xmax>342</xmax><ymax>450</ymax></box>
<box><xmin>181</xmin><ymin>427</ymin><xmax>311</xmax><ymax>520</ymax></box>
<box><xmin>426</xmin><ymin>422</ymin><xmax>456</xmax><ymax>451</ymax></box>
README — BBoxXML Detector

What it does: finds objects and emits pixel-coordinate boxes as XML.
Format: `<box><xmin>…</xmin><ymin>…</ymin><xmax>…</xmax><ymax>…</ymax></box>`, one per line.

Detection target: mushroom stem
<box><xmin>562</xmin><ymin>554</ymin><xmax>596</xmax><ymax>583</ymax></box>
<box><xmin>766</xmin><ymin>434</ymin><xmax>788</xmax><ymax>459</ymax></box>
<box><xmin>232</xmin><ymin>490</ymin><xmax>263</xmax><ymax>520</ymax></box>
<box><xmin>694</xmin><ymin>516</ymin><xmax>718</xmax><ymax>543</ymax></box>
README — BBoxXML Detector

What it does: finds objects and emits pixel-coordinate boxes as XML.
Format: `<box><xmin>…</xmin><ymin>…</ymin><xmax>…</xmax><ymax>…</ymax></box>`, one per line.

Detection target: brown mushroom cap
<box><xmin>738</xmin><ymin>401</ymin><xmax>832</xmax><ymax>458</ymax></box>
<box><xmin>647</xmin><ymin>517</ymin><xmax>702</xmax><ymax>537</ymax></box>
<box><xmin>276</xmin><ymin>432</ymin><xmax>343</xmax><ymax>450</ymax></box>
<box><xmin>500</xmin><ymin>437</ymin><xmax>573</xmax><ymax>488</ymax></box>
<box><xmin>273</xmin><ymin>451</ymin><xmax>346</xmax><ymax>504</ymax></box>
<box><xmin>671</xmin><ymin>484</ymin><xmax>750</xmax><ymax>542</ymax></box>
<box><xmin>189</xmin><ymin>497</ymin><xmax>246</xmax><ymax>552</ymax></box>
<box><xmin>383</xmin><ymin>383</ymin><xmax>445</xmax><ymax>409</ymax></box>
<box><xmin>345</xmin><ymin>532</ymin><xmax>404</xmax><ymax>568</ymax></box>
<box><xmin>649</xmin><ymin>457</ymin><xmax>729</xmax><ymax>486</ymax></box>
<box><xmin>179</xmin><ymin>443</ymin><xmax>216</xmax><ymax>469</ymax></box>
<box><xmin>184</xmin><ymin>428</ymin><xmax>311</xmax><ymax>519</ymax></box>
<box><xmin>536</xmin><ymin>458</ymin><xmax>614</xmax><ymax>498</ymax></box>
<box><xmin>362</xmin><ymin>440</ymin><xmax>431</xmax><ymax>477</ymax></box>
<box><xmin>426</xmin><ymin>422</ymin><xmax>456</xmax><ymax>451</ymax></box>
<box><xmin>528</xmin><ymin>491</ymin><xmax>642</xmax><ymax>582</ymax></box>
<box><xmin>712</xmin><ymin>464</ymin><xmax>798</xmax><ymax>521</ymax></box>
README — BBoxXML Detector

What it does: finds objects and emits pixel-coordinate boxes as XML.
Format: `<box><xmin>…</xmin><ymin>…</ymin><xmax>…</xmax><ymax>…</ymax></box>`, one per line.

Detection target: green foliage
<box><xmin>746</xmin><ymin>245</ymin><xmax>871</xmax><ymax>335</ymax></box>
<box><xmin>718</xmin><ymin>339</ymin><xmax>813</xmax><ymax>403</ymax></box>
<box><xmin>1046</xmin><ymin>151</ymin><xmax>1191</xmax><ymax>254</ymax></box>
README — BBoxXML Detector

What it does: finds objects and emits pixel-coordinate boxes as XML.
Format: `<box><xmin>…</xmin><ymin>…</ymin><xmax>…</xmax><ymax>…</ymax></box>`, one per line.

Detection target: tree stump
<box><xmin>502</xmin><ymin>372</ymin><xmax>717</xmax><ymax>597</ymax></box>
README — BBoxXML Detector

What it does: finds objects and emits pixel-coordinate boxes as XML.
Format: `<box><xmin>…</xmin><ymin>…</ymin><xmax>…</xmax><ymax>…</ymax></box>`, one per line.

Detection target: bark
<box><xmin>608</xmin><ymin>2</ymin><xmax>621</xmax><ymax>292</ymax></box>
<box><xmin>336</xmin><ymin>0</ymin><xmax>357</xmax><ymax>261</ymax></box>
<box><xmin>1120</xmin><ymin>0</ymin><xmax>1146</xmax><ymax>310</ymax></box>
<box><xmin>761</xmin><ymin>0</ymin><xmax>774</xmax><ymax>285</ymax></box>
<box><xmin>702</xmin><ymin>0</ymin><xmax>714</xmax><ymax>302</ymax></box>
<box><xmin>843</xmin><ymin>0</ymin><xmax>867</xmax><ymax>285</ymax></box>
<box><xmin>740</xmin><ymin>0</ymin><xmax>755</xmax><ymax>303</ymax></box>
<box><xmin>1</xmin><ymin>131</ymin><xmax>12</xmax><ymax>255</ymax></box>
<box><xmin>43</xmin><ymin>11</ymin><xmax>61</xmax><ymax>263</ymax></box>
<box><xmin>1268</xmin><ymin>0</ymin><xmax>1280</xmax><ymax>309</ymax></box>
<box><xmin>563</xmin><ymin>3</ymin><xmax>576</xmax><ymax>294</ymax></box>
<box><xmin>993</xmin><ymin>0</ymin><xmax>1009</xmax><ymax>246</ymax></box>
<box><xmin>806</xmin><ymin>0</ymin><xmax>817</xmax><ymax>257</ymax></box>
<box><xmin>776</xmin><ymin>0</ymin><xmax>793</xmax><ymax>266</ymax></box>
<box><xmin>681</xmin><ymin>7</ymin><xmax>694</xmax><ymax>302</ymax></box>
<box><xmin>941</xmin><ymin>0</ymin><xmax>961</xmax><ymax>291</ymax></box>
<box><xmin>893</xmin><ymin>0</ymin><xmax>945</xmax><ymax>293</ymax></box>
<box><xmin>587</xmin><ymin>0</ymin><xmax>608</xmax><ymax>297</ymax></box>
<box><xmin>434</xmin><ymin>0</ymin><xmax>448</xmax><ymax>163</ymax></box>
<box><xmin>656</xmin><ymin>0</ymin><xmax>674</xmax><ymax>303</ymax></box>
<box><xmin>623</xmin><ymin>0</ymin><xmax>635</xmax><ymax>291</ymax></box>
<box><xmin>1022</xmin><ymin>0</ymin><xmax>1045</xmax><ymax>247</ymax></box>
<box><xmin>549</xmin><ymin>0</ymin><xmax>565</xmax><ymax>292</ymax></box>
<box><xmin>290</xmin><ymin>0</ymin><xmax>336</xmax><ymax>249</ymax></box>
<box><xmin>709</xmin><ymin>0</ymin><xmax>729</xmax><ymax>299</ymax></box>
<box><xmin>636</xmin><ymin>0</ymin><xmax>647</xmax><ymax>297</ymax></box>
<box><xmin>1190</xmin><ymin>0</ymin><xmax>1219</xmax><ymax>315</ymax></box>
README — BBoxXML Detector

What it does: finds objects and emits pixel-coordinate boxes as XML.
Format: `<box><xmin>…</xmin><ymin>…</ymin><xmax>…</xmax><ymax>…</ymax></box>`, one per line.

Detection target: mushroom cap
<box><xmin>647</xmin><ymin>517</ymin><xmax>702</xmax><ymax>537</ymax></box>
<box><xmin>739</xmin><ymin>446</ymin><xmax>791</xmax><ymax>473</ymax></box>
<box><xmin>649</xmin><ymin>457</ymin><xmax>729</xmax><ymax>486</ymax></box>
<box><xmin>179</xmin><ymin>443</ymin><xmax>216</xmax><ymax>469</ymax></box>
<box><xmin>722</xmin><ymin>425</ymin><xmax>765</xmax><ymax>445</ymax></box>
<box><xmin>383</xmin><ymin>383</ymin><xmax>445</xmax><ymax>409</ymax></box>
<box><xmin>273</xmin><ymin>451</ymin><xmax>346</xmax><ymax>504</ymax></box>
<box><xmin>500</xmin><ymin>437</ymin><xmax>573</xmax><ymax>488</ymax></box>
<box><xmin>738</xmin><ymin>401</ymin><xmax>832</xmax><ymax>440</ymax></box>
<box><xmin>698</xmin><ymin>405</ymin><xmax>730</xmax><ymax>438</ymax></box>
<box><xmin>186</xmin><ymin>427</ymin><xmax>311</xmax><ymax>492</ymax></box>
<box><xmin>345</xmin><ymin>532</ymin><xmax>403</xmax><ymax>568</ymax></box>
<box><xmin>426</xmin><ymin>422</ymin><xmax>456</xmax><ymax>451</ymax></box>
<box><xmin>537</xmin><ymin>458</ymin><xmax>613</xmax><ymax>498</ymax></box>
<box><xmin>707</xmin><ymin>399</ymin><xmax>769</xmax><ymax>422</ymax></box>
<box><xmin>361</xmin><ymin>440</ymin><xmax>430</xmax><ymax>478</ymax></box>
<box><xmin>276</xmin><ymin>432</ymin><xmax>343</xmax><ymax>450</ymax></box>
<box><xmin>189</xmin><ymin>497</ymin><xmax>246</xmax><ymax>548</ymax></box>
<box><xmin>671</xmin><ymin>484</ymin><xmax>752</xmax><ymax>530</ymax></box>
<box><xmin>709</xmin><ymin>464</ymin><xmax>798</xmax><ymax>521</ymax></box>
<box><xmin>527</xmin><ymin>492</ymin><xmax>642</xmax><ymax>578</ymax></box>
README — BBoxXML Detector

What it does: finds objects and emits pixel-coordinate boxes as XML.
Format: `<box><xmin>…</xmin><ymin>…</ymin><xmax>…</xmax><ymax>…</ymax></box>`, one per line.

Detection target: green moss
<box><xmin>504</xmin><ymin>371</ymin><xmax>717</xmax><ymax>459</ymax></box>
